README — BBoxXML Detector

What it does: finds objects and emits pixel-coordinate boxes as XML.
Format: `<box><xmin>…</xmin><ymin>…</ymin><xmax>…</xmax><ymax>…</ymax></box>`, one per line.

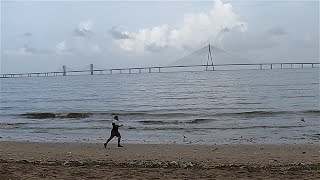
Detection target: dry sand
<box><xmin>0</xmin><ymin>141</ymin><xmax>319</xmax><ymax>179</ymax></box>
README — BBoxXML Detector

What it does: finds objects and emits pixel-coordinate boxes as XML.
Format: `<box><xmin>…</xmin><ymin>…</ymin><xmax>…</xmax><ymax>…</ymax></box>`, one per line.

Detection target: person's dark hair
<box><xmin>114</xmin><ymin>116</ymin><xmax>118</xmax><ymax>119</ymax></box>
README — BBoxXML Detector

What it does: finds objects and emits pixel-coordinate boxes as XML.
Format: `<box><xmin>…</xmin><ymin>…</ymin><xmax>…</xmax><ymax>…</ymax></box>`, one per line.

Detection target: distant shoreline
<box><xmin>1</xmin><ymin>141</ymin><xmax>319</xmax><ymax>179</ymax></box>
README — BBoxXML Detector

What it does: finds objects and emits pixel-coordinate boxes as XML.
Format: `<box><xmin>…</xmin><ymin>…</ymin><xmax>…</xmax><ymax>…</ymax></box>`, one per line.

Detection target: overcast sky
<box><xmin>1</xmin><ymin>0</ymin><xmax>319</xmax><ymax>73</ymax></box>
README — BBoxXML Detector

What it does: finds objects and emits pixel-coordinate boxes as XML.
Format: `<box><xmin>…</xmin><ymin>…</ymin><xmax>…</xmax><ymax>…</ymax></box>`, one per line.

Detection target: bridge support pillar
<box><xmin>139</xmin><ymin>69</ymin><xmax>141</xmax><ymax>73</ymax></box>
<box><xmin>270</xmin><ymin>64</ymin><xmax>273</xmax><ymax>69</ymax></box>
<box><xmin>149</xmin><ymin>68</ymin><xmax>151</xmax><ymax>73</ymax></box>
<box><xmin>63</xmin><ymin>65</ymin><xmax>67</xmax><ymax>76</ymax></box>
<box><xmin>90</xmin><ymin>64</ymin><xmax>94</xmax><ymax>75</ymax></box>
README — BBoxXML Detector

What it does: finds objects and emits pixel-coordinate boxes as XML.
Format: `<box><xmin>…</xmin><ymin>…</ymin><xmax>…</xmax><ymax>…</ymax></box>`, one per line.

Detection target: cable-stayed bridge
<box><xmin>1</xmin><ymin>45</ymin><xmax>319</xmax><ymax>78</ymax></box>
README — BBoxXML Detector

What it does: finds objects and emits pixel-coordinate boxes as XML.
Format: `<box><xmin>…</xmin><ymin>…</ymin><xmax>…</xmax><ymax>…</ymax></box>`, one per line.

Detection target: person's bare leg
<box><xmin>117</xmin><ymin>136</ymin><xmax>122</xmax><ymax>147</ymax></box>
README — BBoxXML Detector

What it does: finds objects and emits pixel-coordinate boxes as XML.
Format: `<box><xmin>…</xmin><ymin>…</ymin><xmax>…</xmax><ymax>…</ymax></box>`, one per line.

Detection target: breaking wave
<box><xmin>139</xmin><ymin>120</ymin><xmax>180</xmax><ymax>125</ymax></box>
<box><xmin>139</xmin><ymin>119</ymin><xmax>212</xmax><ymax>125</ymax></box>
<box><xmin>18</xmin><ymin>109</ymin><xmax>320</xmax><ymax>120</ymax></box>
<box><xmin>216</xmin><ymin>110</ymin><xmax>320</xmax><ymax>117</ymax></box>
<box><xmin>137</xmin><ymin>125</ymin><xmax>305</xmax><ymax>131</ymax></box>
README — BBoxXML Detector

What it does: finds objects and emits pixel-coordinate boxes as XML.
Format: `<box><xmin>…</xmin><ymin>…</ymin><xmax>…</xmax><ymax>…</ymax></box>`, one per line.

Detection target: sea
<box><xmin>0</xmin><ymin>68</ymin><xmax>319</xmax><ymax>144</ymax></box>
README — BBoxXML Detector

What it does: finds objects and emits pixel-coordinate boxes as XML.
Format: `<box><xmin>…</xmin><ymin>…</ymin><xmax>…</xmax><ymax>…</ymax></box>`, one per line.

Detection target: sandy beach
<box><xmin>0</xmin><ymin>141</ymin><xmax>319</xmax><ymax>179</ymax></box>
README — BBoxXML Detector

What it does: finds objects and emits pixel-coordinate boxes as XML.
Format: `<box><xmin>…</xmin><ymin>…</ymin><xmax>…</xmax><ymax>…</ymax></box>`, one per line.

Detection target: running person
<box><xmin>104</xmin><ymin>116</ymin><xmax>123</xmax><ymax>148</ymax></box>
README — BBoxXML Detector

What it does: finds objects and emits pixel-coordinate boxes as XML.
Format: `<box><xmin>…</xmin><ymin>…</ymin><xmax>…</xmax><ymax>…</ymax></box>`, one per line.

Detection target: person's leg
<box><xmin>106</xmin><ymin>136</ymin><xmax>113</xmax><ymax>144</ymax></box>
<box><xmin>104</xmin><ymin>135</ymin><xmax>114</xmax><ymax>148</ymax></box>
<box><xmin>117</xmin><ymin>135</ymin><xmax>122</xmax><ymax>147</ymax></box>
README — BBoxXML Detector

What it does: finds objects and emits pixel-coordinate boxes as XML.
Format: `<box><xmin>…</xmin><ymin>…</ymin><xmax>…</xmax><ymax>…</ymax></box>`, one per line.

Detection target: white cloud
<box><xmin>79</xmin><ymin>20</ymin><xmax>93</xmax><ymax>32</ymax></box>
<box><xmin>74</xmin><ymin>19</ymin><xmax>94</xmax><ymax>37</ymax></box>
<box><xmin>54</xmin><ymin>20</ymin><xmax>102</xmax><ymax>56</ymax></box>
<box><xmin>115</xmin><ymin>0</ymin><xmax>246</xmax><ymax>54</ymax></box>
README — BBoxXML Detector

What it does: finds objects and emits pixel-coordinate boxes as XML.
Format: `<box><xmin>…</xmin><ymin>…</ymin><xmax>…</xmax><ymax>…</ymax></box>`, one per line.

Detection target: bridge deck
<box><xmin>1</xmin><ymin>63</ymin><xmax>319</xmax><ymax>78</ymax></box>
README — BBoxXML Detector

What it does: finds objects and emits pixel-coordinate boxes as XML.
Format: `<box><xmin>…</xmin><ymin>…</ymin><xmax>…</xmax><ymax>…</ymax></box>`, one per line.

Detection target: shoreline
<box><xmin>1</xmin><ymin>141</ymin><xmax>319</xmax><ymax>179</ymax></box>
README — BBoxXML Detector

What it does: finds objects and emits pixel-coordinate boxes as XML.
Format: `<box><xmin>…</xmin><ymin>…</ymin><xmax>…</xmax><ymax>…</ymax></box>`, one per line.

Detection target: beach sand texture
<box><xmin>0</xmin><ymin>141</ymin><xmax>319</xmax><ymax>179</ymax></box>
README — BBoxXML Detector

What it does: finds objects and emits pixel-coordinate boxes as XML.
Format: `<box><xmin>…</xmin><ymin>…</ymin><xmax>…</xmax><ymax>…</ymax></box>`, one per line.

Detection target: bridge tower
<box><xmin>206</xmin><ymin>44</ymin><xmax>214</xmax><ymax>71</ymax></box>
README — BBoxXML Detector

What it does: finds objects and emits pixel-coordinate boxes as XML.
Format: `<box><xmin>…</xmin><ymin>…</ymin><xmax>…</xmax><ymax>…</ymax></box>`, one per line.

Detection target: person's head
<box><xmin>114</xmin><ymin>116</ymin><xmax>119</xmax><ymax>120</ymax></box>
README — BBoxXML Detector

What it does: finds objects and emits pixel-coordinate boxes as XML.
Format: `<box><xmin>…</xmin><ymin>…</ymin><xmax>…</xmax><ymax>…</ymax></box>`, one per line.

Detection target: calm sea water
<box><xmin>0</xmin><ymin>68</ymin><xmax>319</xmax><ymax>144</ymax></box>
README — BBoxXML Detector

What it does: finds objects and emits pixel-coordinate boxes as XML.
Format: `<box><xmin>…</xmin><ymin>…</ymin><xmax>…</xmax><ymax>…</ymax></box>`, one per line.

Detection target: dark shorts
<box><xmin>111</xmin><ymin>131</ymin><xmax>121</xmax><ymax>137</ymax></box>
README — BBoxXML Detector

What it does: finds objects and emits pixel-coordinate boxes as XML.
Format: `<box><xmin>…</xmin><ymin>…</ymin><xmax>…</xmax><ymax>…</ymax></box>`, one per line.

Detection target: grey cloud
<box><xmin>220</xmin><ymin>30</ymin><xmax>278</xmax><ymax>52</ymax></box>
<box><xmin>221</xmin><ymin>27</ymin><xmax>231</xmax><ymax>33</ymax></box>
<box><xmin>73</xmin><ymin>29</ymin><xmax>94</xmax><ymax>37</ymax></box>
<box><xmin>24</xmin><ymin>44</ymin><xmax>33</xmax><ymax>53</ymax></box>
<box><xmin>109</xmin><ymin>27</ymin><xmax>130</xmax><ymax>39</ymax></box>
<box><xmin>220</xmin><ymin>23</ymin><xmax>246</xmax><ymax>34</ymax></box>
<box><xmin>4</xmin><ymin>43</ymin><xmax>52</xmax><ymax>57</ymax></box>
<box><xmin>145</xmin><ymin>43</ymin><xmax>168</xmax><ymax>52</ymax></box>
<box><xmin>24</xmin><ymin>32</ymin><xmax>32</xmax><ymax>37</ymax></box>
<box><xmin>24</xmin><ymin>44</ymin><xmax>51</xmax><ymax>54</ymax></box>
<box><xmin>266</xmin><ymin>27</ymin><xmax>288</xmax><ymax>37</ymax></box>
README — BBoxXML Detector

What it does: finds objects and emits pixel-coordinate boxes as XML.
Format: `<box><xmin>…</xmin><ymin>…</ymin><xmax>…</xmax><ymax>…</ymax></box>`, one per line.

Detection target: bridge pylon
<box><xmin>206</xmin><ymin>44</ymin><xmax>214</xmax><ymax>71</ymax></box>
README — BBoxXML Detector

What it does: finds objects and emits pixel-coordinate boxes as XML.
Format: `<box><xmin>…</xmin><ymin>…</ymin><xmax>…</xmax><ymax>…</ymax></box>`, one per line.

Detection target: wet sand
<box><xmin>0</xmin><ymin>141</ymin><xmax>319</xmax><ymax>179</ymax></box>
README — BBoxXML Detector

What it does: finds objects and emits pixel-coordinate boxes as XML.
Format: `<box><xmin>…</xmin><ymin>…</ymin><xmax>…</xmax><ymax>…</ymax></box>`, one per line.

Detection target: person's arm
<box><xmin>114</xmin><ymin>121</ymin><xmax>123</xmax><ymax>127</ymax></box>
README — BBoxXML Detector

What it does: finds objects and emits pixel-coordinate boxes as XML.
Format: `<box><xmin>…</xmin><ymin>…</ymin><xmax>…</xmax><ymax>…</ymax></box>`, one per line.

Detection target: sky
<box><xmin>1</xmin><ymin>0</ymin><xmax>319</xmax><ymax>73</ymax></box>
